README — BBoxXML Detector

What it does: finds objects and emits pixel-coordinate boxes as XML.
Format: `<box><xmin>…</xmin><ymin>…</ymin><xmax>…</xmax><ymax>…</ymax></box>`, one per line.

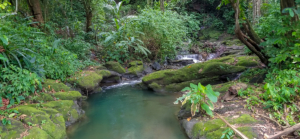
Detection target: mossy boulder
<box><xmin>128</xmin><ymin>61</ymin><xmax>144</xmax><ymax>76</ymax></box>
<box><xmin>68</xmin><ymin>71</ymin><xmax>103</xmax><ymax>91</ymax></box>
<box><xmin>35</xmin><ymin>93</ymin><xmax>55</xmax><ymax>102</ymax></box>
<box><xmin>26</xmin><ymin>127</ymin><xmax>52</xmax><ymax>139</ymax></box>
<box><xmin>53</xmin><ymin>91</ymin><xmax>82</xmax><ymax>100</ymax></box>
<box><xmin>105</xmin><ymin>61</ymin><xmax>126</xmax><ymax>74</ymax></box>
<box><xmin>0</xmin><ymin>119</ymin><xmax>27</xmax><ymax>139</ymax></box>
<box><xmin>142</xmin><ymin>58</ymin><xmax>247</xmax><ymax>92</ymax></box>
<box><xmin>188</xmin><ymin>114</ymin><xmax>259</xmax><ymax>139</ymax></box>
<box><xmin>42</xmin><ymin>79</ymin><xmax>71</xmax><ymax>92</ymax></box>
<box><xmin>95</xmin><ymin>70</ymin><xmax>111</xmax><ymax>78</ymax></box>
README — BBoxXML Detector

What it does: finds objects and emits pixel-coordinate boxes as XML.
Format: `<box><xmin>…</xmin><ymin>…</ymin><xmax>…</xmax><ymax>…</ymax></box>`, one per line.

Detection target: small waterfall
<box><xmin>176</xmin><ymin>54</ymin><xmax>202</xmax><ymax>63</ymax></box>
<box><xmin>102</xmin><ymin>80</ymin><xmax>142</xmax><ymax>90</ymax></box>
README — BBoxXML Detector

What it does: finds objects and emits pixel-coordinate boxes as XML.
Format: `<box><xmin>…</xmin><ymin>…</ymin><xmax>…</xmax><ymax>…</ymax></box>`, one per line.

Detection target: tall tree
<box><xmin>81</xmin><ymin>0</ymin><xmax>93</xmax><ymax>32</ymax></box>
<box><xmin>160</xmin><ymin>0</ymin><xmax>164</xmax><ymax>12</ymax></box>
<box><xmin>222</xmin><ymin>0</ymin><xmax>298</xmax><ymax>65</ymax></box>
<box><xmin>27</xmin><ymin>0</ymin><xmax>44</xmax><ymax>25</ymax></box>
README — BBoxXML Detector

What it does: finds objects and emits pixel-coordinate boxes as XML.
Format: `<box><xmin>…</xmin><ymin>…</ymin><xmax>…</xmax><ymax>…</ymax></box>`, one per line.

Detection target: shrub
<box><xmin>0</xmin><ymin>65</ymin><xmax>42</xmax><ymax>108</ymax></box>
<box><xmin>174</xmin><ymin>83</ymin><xmax>220</xmax><ymax>117</ymax></box>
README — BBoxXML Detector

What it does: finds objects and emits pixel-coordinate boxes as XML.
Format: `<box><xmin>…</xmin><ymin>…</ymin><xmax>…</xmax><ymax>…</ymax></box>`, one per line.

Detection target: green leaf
<box><xmin>289</xmin><ymin>9</ymin><xmax>295</xmax><ymax>17</ymax></box>
<box><xmin>205</xmin><ymin>85</ymin><xmax>220</xmax><ymax>103</ymax></box>
<box><xmin>201</xmin><ymin>103</ymin><xmax>213</xmax><ymax>117</ymax></box>
<box><xmin>0</xmin><ymin>35</ymin><xmax>8</xmax><ymax>45</ymax></box>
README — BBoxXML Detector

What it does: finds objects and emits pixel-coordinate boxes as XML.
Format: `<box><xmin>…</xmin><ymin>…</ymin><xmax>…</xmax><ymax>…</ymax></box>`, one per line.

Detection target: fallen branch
<box><xmin>250</xmin><ymin>107</ymin><xmax>284</xmax><ymax>130</ymax></box>
<box><xmin>215</xmin><ymin>113</ymin><xmax>249</xmax><ymax>139</ymax></box>
<box><xmin>267</xmin><ymin>123</ymin><xmax>300</xmax><ymax>139</ymax></box>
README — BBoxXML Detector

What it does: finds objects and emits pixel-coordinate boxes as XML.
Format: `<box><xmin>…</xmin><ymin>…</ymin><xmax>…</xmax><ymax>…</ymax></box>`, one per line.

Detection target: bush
<box><xmin>126</xmin><ymin>8</ymin><xmax>189</xmax><ymax>59</ymax></box>
<box><xmin>0</xmin><ymin>65</ymin><xmax>42</xmax><ymax>108</ymax></box>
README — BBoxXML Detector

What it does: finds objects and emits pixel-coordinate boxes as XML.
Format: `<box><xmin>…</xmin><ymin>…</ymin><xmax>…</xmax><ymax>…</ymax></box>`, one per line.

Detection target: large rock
<box><xmin>142</xmin><ymin>56</ymin><xmax>255</xmax><ymax>92</ymax></box>
<box><xmin>105</xmin><ymin>61</ymin><xmax>126</xmax><ymax>74</ymax></box>
<box><xmin>183</xmin><ymin>114</ymin><xmax>259</xmax><ymax>139</ymax></box>
<box><xmin>68</xmin><ymin>71</ymin><xmax>103</xmax><ymax>92</ymax></box>
<box><xmin>42</xmin><ymin>79</ymin><xmax>71</xmax><ymax>92</ymax></box>
<box><xmin>0</xmin><ymin>90</ymin><xmax>85</xmax><ymax>139</ymax></box>
<box><xmin>127</xmin><ymin>61</ymin><xmax>144</xmax><ymax>76</ymax></box>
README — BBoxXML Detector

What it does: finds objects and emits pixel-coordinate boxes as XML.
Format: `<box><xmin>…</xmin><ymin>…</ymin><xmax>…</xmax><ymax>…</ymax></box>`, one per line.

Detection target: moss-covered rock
<box><xmin>128</xmin><ymin>61</ymin><xmax>144</xmax><ymax>76</ymax></box>
<box><xmin>142</xmin><ymin>60</ymin><xmax>246</xmax><ymax>92</ymax></box>
<box><xmin>35</xmin><ymin>93</ymin><xmax>54</xmax><ymax>102</ymax></box>
<box><xmin>189</xmin><ymin>114</ymin><xmax>259</xmax><ymax>139</ymax></box>
<box><xmin>0</xmin><ymin>119</ymin><xmax>27</xmax><ymax>139</ymax></box>
<box><xmin>53</xmin><ymin>91</ymin><xmax>82</xmax><ymax>100</ymax></box>
<box><xmin>42</xmin><ymin>79</ymin><xmax>71</xmax><ymax>92</ymax></box>
<box><xmin>95</xmin><ymin>70</ymin><xmax>111</xmax><ymax>78</ymax></box>
<box><xmin>165</xmin><ymin>77</ymin><xmax>220</xmax><ymax>92</ymax></box>
<box><xmin>105</xmin><ymin>61</ymin><xmax>126</xmax><ymax>74</ymax></box>
<box><xmin>26</xmin><ymin>127</ymin><xmax>52</xmax><ymax>139</ymax></box>
<box><xmin>68</xmin><ymin>71</ymin><xmax>103</xmax><ymax>91</ymax></box>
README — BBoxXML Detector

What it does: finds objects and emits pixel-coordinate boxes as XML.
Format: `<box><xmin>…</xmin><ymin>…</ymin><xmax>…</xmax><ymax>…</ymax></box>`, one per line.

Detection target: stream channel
<box><xmin>67</xmin><ymin>81</ymin><xmax>188</xmax><ymax>139</ymax></box>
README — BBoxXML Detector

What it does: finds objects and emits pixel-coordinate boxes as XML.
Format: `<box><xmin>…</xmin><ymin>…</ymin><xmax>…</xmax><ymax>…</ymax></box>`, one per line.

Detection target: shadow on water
<box><xmin>67</xmin><ymin>83</ymin><xmax>188</xmax><ymax>139</ymax></box>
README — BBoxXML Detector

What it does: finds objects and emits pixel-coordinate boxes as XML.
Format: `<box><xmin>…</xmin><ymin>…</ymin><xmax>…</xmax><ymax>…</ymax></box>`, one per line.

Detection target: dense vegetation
<box><xmin>0</xmin><ymin>0</ymin><xmax>300</xmax><ymax>135</ymax></box>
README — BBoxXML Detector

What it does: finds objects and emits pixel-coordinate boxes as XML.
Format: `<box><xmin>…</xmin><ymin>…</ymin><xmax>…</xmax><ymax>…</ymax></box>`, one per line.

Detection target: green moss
<box><xmin>43</xmin><ymin>100</ymin><xmax>76</xmax><ymax>121</ymax></box>
<box><xmin>69</xmin><ymin>71</ymin><xmax>103</xmax><ymax>90</ymax></box>
<box><xmin>26</xmin><ymin>127</ymin><xmax>52</xmax><ymax>139</ymax></box>
<box><xmin>237</xmin><ymin>127</ymin><xmax>257</xmax><ymax>138</ymax></box>
<box><xmin>23</xmin><ymin>114</ymin><xmax>66</xmax><ymax>139</ymax></box>
<box><xmin>165</xmin><ymin>77</ymin><xmax>220</xmax><ymax>92</ymax></box>
<box><xmin>128</xmin><ymin>65</ymin><xmax>144</xmax><ymax>75</ymax></box>
<box><xmin>42</xmin><ymin>79</ymin><xmax>71</xmax><ymax>92</ymax></box>
<box><xmin>53</xmin><ymin>91</ymin><xmax>82</xmax><ymax>100</ymax></box>
<box><xmin>142</xmin><ymin>69</ymin><xmax>173</xmax><ymax>83</ymax></box>
<box><xmin>212</xmin><ymin>82</ymin><xmax>235</xmax><ymax>93</ymax></box>
<box><xmin>129</xmin><ymin>61</ymin><xmax>143</xmax><ymax>67</ymax></box>
<box><xmin>94</xmin><ymin>65</ymin><xmax>107</xmax><ymax>70</ymax></box>
<box><xmin>208</xmin><ymin>56</ymin><xmax>235</xmax><ymax>63</ymax></box>
<box><xmin>206</xmin><ymin>128</ymin><xmax>226</xmax><ymax>139</ymax></box>
<box><xmin>201</xmin><ymin>62</ymin><xmax>246</xmax><ymax>76</ymax></box>
<box><xmin>105</xmin><ymin>61</ymin><xmax>126</xmax><ymax>74</ymax></box>
<box><xmin>14</xmin><ymin>105</ymin><xmax>47</xmax><ymax>115</ymax></box>
<box><xmin>192</xmin><ymin>119</ymin><xmax>226</xmax><ymax>138</ymax></box>
<box><xmin>36</xmin><ymin>93</ymin><xmax>54</xmax><ymax>102</ymax></box>
<box><xmin>95</xmin><ymin>70</ymin><xmax>111</xmax><ymax>78</ymax></box>
<box><xmin>149</xmin><ymin>82</ymin><xmax>162</xmax><ymax>90</ymax></box>
<box><xmin>222</xmin><ymin>39</ymin><xmax>244</xmax><ymax>46</ymax></box>
<box><xmin>232</xmin><ymin>114</ymin><xmax>259</xmax><ymax>124</ymax></box>
<box><xmin>236</xmin><ymin>56</ymin><xmax>260</xmax><ymax>67</ymax></box>
<box><xmin>0</xmin><ymin>119</ymin><xmax>26</xmax><ymax>139</ymax></box>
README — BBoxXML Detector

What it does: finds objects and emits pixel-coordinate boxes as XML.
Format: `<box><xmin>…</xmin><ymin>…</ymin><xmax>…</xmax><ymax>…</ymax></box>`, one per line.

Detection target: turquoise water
<box><xmin>68</xmin><ymin>84</ymin><xmax>187</xmax><ymax>139</ymax></box>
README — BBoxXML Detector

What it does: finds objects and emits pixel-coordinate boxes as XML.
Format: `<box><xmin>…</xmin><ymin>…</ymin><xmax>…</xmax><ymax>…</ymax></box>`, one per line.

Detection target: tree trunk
<box><xmin>252</xmin><ymin>0</ymin><xmax>261</xmax><ymax>24</ymax></box>
<box><xmin>160</xmin><ymin>0</ymin><xmax>164</xmax><ymax>12</ymax></box>
<box><xmin>27</xmin><ymin>0</ymin><xmax>44</xmax><ymax>25</ymax></box>
<box><xmin>86</xmin><ymin>11</ymin><xmax>93</xmax><ymax>32</ymax></box>
<box><xmin>280</xmin><ymin>0</ymin><xmax>298</xmax><ymax>22</ymax></box>
<box><xmin>230</xmin><ymin>0</ymin><xmax>269</xmax><ymax>65</ymax></box>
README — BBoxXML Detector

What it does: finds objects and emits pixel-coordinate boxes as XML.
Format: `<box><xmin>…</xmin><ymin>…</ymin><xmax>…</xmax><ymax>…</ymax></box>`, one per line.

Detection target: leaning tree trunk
<box><xmin>230</xmin><ymin>0</ymin><xmax>269</xmax><ymax>65</ymax></box>
<box><xmin>27</xmin><ymin>0</ymin><xmax>44</xmax><ymax>25</ymax></box>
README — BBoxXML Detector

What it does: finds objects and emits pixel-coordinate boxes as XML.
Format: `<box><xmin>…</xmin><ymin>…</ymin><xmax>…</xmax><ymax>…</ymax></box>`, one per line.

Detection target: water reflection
<box><xmin>68</xmin><ymin>85</ymin><xmax>187</xmax><ymax>139</ymax></box>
